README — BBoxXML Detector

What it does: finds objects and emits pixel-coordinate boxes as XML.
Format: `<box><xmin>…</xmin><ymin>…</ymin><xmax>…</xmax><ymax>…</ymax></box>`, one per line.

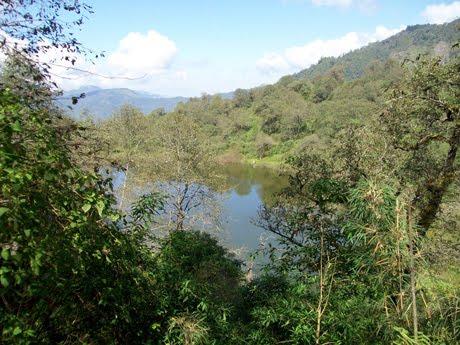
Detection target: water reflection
<box><xmin>113</xmin><ymin>163</ymin><xmax>287</xmax><ymax>258</ymax></box>
<box><xmin>206</xmin><ymin>164</ymin><xmax>287</xmax><ymax>258</ymax></box>
<box><xmin>218</xmin><ymin>163</ymin><xmax>287</xmax><ymax>205</ymax></box>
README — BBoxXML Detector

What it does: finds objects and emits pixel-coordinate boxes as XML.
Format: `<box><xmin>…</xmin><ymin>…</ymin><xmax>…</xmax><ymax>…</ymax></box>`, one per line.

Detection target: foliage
<box><xmin>294</xmin><ymin>19</ymin><xmax>460</xmax><ymax>81</ymax></box>
<box><xmin>248</xmin><ymin>52</ymin><xmax>460</xmax><ymax>344</ymax></box>
<box><xmin>0</xmin><ymin>0</ymin><xmax>92</xmax><ymax>55</ymax></box>
<box><xmin>0</xmin><ymin>83</ymin><xmax>163</xmax><ymax>343</ymax></box>
<box><xmin>381</xmin><ymin>56</ymin><xmax>460</xmax><ymax>234</ymax></box>
<box><xmin>0</xmin><ymin>82</ymin><xmax>247</xmax><ymax>343</ymax></box>
<box><xmin>1</xmin><ymin>2</ymin><xmax>459</xmax><ymax>343</ymax></box>
<box><xmin>154</xmin><ymin>231</ymin><xmax>244</xmax><ymax>344</ymax></box>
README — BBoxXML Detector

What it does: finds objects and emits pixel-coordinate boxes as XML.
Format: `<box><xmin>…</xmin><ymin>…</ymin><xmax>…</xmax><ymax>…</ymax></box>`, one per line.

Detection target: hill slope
<box><xmin>294</xmin><ymin>19</ymin><xmax>460</xmax><ymax>80</ymax></box>
<box><xmin>61</xmin><ymin>20</ymin><xmax>459</xmax><ymax>123</ymax></box>
<box><xmin>132</xmin><ymin>19</ymin><xmax>459</xmax><ymax>165</ymax></box>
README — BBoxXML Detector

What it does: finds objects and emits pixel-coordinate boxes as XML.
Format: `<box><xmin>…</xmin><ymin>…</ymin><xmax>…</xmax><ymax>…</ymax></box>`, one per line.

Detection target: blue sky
<box><xmin>54</xmin><ymin>0</ymin><xmax>460</xmax><ymax>96</ymax></box>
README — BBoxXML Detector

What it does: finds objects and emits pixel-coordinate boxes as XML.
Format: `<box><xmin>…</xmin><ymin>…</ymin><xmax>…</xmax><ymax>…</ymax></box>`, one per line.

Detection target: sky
<box><xmin>49</xmin><ymin>0</ymin><xmax>460</xmax><ymax>96</ymax></box>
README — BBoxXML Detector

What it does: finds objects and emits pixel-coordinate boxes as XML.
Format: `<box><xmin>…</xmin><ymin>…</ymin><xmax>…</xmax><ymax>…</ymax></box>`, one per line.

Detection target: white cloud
<box><xmin>256</xmin><ymin>53</ymin><xmax>290</xmax><ymax>73</ymax></box>
<box><xmin>1</xmin><ymin>29</ymin><xmax>179</xmax><ymax>89</ymax></box>
<box><xmin>256</xmin><ymin>25</ymin><xmax>405</xmax><ymax>73</ymax></box>
<box><xmin>32</xmin><ymin>29</ymin><xmax>184</xmax><ymax>93</ymax></box>
<box><xmin>421</xmin><ymin>1</ymin><xmax>460</xmax><ymax>24</ymax></box>
<box><xmin>372</xmin><ymin>25</ymin><xmax>404</xmax><ymax>41</ymax></box>
<box><xmin>107</xmin><ymin>30</ymin><xmax>177</xmax><ymax>74</ymax></box>
<box><xmin>284</xmin><ymin>32</ymin><xmax>363</xmax><ymax>68</ymax></box>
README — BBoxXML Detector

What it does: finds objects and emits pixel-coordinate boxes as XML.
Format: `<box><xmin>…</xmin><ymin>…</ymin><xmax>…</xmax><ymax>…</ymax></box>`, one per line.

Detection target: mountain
<box><xmin>59</xmin><ymin>20</ymin><xmax>458</xmax><ymax>121</ymax></box>
<box><xmin>57</xmin><ymin>86</ymin><xmax>189</xmax><ymax>120</ymax></box>
<box><xmin>294</xmin><ymin>19</ymin><xmax>460</xmax><ymax>81</ymax></box>
<box><xmin>58</xmin><ymin>86</ymin><xmax>237</xmax><ymax>120</ymax></box>
<box><xmin>218</xmin><ymin>91</ymin><xmax>235</xmax><ymax>100</ymax></box>
<box><xmin>141</xmin><ymin>19</ymin><xmax>460</xmax><ymax>166</ymax></box>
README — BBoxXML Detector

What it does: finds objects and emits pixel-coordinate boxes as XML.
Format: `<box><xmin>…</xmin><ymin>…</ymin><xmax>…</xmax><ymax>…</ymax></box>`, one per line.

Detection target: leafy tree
<box><xmin>0</xmin><ymin>76</ymin><xmax>162</xmax><ymax>343</ymax></box>
<box><xmin>250</xmin><ymin>53</ymin><xmax>460</xmax><ymax>345</ymax></box>
<box><xmin>254</xmin><ymin>134</ymin><xmax>275</xmax><ymax>158</ymax></box>
<box><xmin>0</xmin><ymin>62</ymin><xmax>248</xmax><ymax>344</ymax></box>
<box><xmin>287</xmin><ymin>79</ymin><xmax>314</xmax><ymax>101</ymax></box>
<box><xmin>381</xmin><ymin>56</ymin><xmax>460</xmax><ymax>234</ymax></box>
<box><xmin>233</xmin><ymin>88</ymin><xmax>252</xmax><ymax>108</ymax></box>
<box><xmin>99</xmin><ymin>104</ymin><xmax>150</xmax><ymax>208</ymax></box>
<box><xmin>151</xmin><ymin>113</ymin><xmax>221</xmax><ymax>231</ymax></box>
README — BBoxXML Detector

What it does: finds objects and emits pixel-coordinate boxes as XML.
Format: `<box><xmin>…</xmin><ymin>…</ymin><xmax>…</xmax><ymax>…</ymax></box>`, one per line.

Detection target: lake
<box><xmin>215</xmin><ymin>164</ymin><xmax>287</xmax><ymax>257</ymax></box>
<box><xmin>114</xmin><ymin>163</ymin><xmax>287</xmax><ymax>260</ymax></box>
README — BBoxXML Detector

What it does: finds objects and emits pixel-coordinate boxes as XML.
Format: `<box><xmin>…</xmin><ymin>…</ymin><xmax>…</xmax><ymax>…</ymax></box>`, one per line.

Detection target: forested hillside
<box><xmin>99</xmin><ymin>20</ymin><xmax>460</xmax><ymax>167</ymax></box>
<box><xmin>294</xmin><ymin>19</ymin><xmax>460</xmax><ymax>80</ymax></box>
<box><xmin>59</xmin><ymin>21</ymin><xmax>459</xmax><ymax>122</ymax></box>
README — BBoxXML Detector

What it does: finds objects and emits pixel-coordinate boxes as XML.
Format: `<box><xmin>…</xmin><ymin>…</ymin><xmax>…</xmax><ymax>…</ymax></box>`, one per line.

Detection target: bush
<box><xmin>255</xmin><ymin>134</ymin><xmax>276</xmax><ymax>158</ymax></box>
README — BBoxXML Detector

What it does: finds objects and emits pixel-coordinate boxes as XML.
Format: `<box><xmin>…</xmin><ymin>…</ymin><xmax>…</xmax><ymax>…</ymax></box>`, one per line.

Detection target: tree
<box><xmin>0</xmin><ymin>53</ymin><xmax>246</xmax><ymax>345</ymax></box>
<box><xmin>254</xmin><ymin>133</ymin><xmax>275</xmax><ymax>158</ymax></box>
<box><xmin>0</xmin><ymin>77</ymin><xmax>165</xmax><ymax>343</ymax></box>
<box><xmin>152</xmin><ymin>113</ymin><xmax>221</xmax><ymax>231</ymax></box>
<box><xmin>381</xmin><ymin>56</ymin><xmax>460</xmax><ymax>235</ymax></box>
<box><xmin>0</xmin><ymin>0</ymin><xmax>95</xmax><ymax>85</ymax></box>
<box><xmin>312</xmin><ymin>67</ymin><xmax>345</xmax><ymax>103</ymax></box>
<box><xmin>99</xmin><ymin>104</ymin><xmax>150</xmax><ymax>208</ymax></box>
<box><xmin>289</xmin><ymin>79</ymin><xmax>314</xmax><ymax>101</ymax></box>
<box><xmin>255</xmin><ymin>160</ymin><xmax>446</xmax><ymax>343</ymax></box>
<box><xmin>233</xmin><ymin>88</ymin><xmax>252</xmax><ymax>108</ymax></box>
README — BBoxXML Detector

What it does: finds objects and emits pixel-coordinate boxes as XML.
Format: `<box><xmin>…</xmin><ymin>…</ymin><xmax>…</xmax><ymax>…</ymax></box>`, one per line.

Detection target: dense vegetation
<box><xmin>1</xmin><ymin>1</ymin><xmax>459</xmax><ymax>344</ymax></box>
<box><xmin>96</xmin><ymin>21</ymin><xmax>460</xmax><ymax>169</ymax></box>
<box><xmin>294</xmin><ymin>20</ymin><xmax>460</xmax><ymax>80</ymax></box>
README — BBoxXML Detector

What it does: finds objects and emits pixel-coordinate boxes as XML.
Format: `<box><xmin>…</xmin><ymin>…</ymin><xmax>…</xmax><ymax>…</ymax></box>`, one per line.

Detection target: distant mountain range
<box><xmin>57</xmin><ymin>85</ymin><xmax>236</xmax><ymax>120</ymax></box>
<box><xmin>57</xmin><ymin>86</ymin><xmax>189</xmax><ymax>120</ymax></box>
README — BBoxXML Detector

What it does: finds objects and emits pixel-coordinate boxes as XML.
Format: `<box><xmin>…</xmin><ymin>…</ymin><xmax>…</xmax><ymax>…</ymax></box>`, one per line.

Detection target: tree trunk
<box><xmin>119</xmin><ymin>162</ymin><xmax>129</xmax><ymax>210</ymax></box>
<box><xmin>174</xmin><ymin>183</ymin><xmax>189</xmax><ymax>231</ymax></box>
<box><xmin>415</xmin><ymin>125</ymin><xmax>459</xmax><ymax>235</ymax></box>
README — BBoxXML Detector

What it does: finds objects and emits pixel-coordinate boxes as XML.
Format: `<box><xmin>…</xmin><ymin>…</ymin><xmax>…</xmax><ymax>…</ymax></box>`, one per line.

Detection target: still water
<box><xmin>115</xmin><ymin>163</ymin><xmax>287</xmax><ymax>258</ymax></box>
<box><xmin>216</xmin><ymin>164</ymin><xmax>286</xmax><ymax>255</ymax></box>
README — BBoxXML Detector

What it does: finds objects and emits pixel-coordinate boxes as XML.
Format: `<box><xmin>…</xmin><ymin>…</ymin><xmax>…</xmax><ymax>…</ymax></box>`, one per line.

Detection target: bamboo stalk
<box><xmin>316</xmin><ymin>224</ymin><xmax>324</xmax><ymax>345</ymax></box>
<box><xmin>407</xmin><ymin>205</ymin><xmax>418</xmax><ymax>341</ymax></box>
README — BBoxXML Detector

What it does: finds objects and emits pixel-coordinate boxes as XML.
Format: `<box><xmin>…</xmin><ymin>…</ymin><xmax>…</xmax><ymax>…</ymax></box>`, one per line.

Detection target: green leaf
<box><xmin>1</xmin><ymin>248</ymin><xmax>10</xmax><ymax>260</ymax></box>
<box><xmin>13</xmin><ymin>327</ymin><xmax>22</xmax><ymax>336</ymax></box>
<box><xmin>109</xmin><ymin>214</ymin><xmax>120</xmax><ymax>222</ymax></box>
<box><xmin>82</xmin><ymin>203</ymin><xmax>91</xmax><ymax>213</ymax></box>
<box><xmin>30</xmin><ymin>252</ymin><xmax>43</xmax><ymax>275</ymax></box>
<box><xmin>10</xmin><ymin>121</ymin><xmax>21</xmax><ymax>132</ymax></box>
<box><xmin>96</xmin><ymin>200</ymin><xmax>105</xmax><ymax>217</ymax></box>
<box><xmin>0</xmin><ymin>207</ymin><xmax>9</xmax><ymax>217</ymax></box>
<box><xmin>0</xmin><ymin>276</ymin><xmax>9</xmax><ymax>287</ymax></box>
<box><xmin>151</xmin><ymin>323</ymin><xmax>161</xmax><ymax>331</ymax></box>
